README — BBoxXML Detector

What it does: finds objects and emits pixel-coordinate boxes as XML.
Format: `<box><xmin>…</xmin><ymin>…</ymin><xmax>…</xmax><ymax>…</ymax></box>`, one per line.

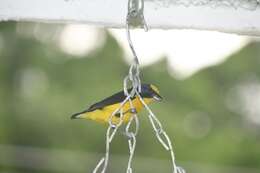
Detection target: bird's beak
<box><xmin>153</xmin><ymin>93</ymin><xmax>163</xmax><ymax>101</ymax></box>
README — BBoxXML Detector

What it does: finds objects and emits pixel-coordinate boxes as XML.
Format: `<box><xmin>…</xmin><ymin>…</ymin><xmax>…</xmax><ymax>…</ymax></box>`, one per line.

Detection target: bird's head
<box><xmin>139</xmin><ymin>84</ymin><xmax>163</xmax><ymax>101</ymax></box>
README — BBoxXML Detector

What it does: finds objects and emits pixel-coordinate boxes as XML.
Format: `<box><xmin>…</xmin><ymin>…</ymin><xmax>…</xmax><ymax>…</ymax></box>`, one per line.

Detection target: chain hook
<box><xmin>127</xmin><ymin>0</ymin><xmax>148</xmax><ymax>31</ymax></box>
<box><xmin>126</xmin><ymin>0</ymin><xmax>148</xmax><ymax>66</ymax></box>
<box><xmin>126</xmin><ymin>0</ymin><xmax>148</xmax><ymax>62</ymax></box>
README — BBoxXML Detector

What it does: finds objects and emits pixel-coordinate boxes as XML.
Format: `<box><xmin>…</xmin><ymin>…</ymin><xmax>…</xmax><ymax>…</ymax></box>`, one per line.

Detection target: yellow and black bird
<box><xmin>71</xmin><ymin>84</ymin><xmax>162</xmax><ymax>124</ymax></box>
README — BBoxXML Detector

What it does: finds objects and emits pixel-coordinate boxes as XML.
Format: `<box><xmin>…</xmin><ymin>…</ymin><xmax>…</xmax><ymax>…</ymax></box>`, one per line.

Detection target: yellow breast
<box><xmin>83</xmin><ymin>97</ymin><xmax>153</xmax><ymax>124</ymax></box>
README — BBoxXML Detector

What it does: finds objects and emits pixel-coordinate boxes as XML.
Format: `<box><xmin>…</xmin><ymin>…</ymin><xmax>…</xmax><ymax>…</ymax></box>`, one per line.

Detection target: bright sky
<box><xmin>59</xmin><ymin>24</ymin><xmax>249</xmax><ymax>79</ymax></box>
<box><xmin>59</xmin><ymin>25</ymin><xmax>106</xmax><ymax>57</ymax></box>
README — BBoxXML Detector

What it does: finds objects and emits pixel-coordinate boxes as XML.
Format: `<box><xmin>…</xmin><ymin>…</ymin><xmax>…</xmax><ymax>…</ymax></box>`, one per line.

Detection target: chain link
<box><xmin>93</xmin><ymin>93</ymin><xmax>134</xmax><ymax>173</ymax></box>
<box><xmin>136</xmin><ymin>92</ymin><xmax>185</xmax><ymax>173</ymax></box>
<box><xmin>93</xmin><ymin>64</ymin><xmax>140</xmax><ymax>173</ymax></box>
<box><xmin>92</xmin><ymin>0</ymin><xmax>185</xmax><ymax>173</ymax></box>
<box><xmin>125</xmin><ymin>94</ymin><xmax>139</xmax><ymax>173</ymax></box>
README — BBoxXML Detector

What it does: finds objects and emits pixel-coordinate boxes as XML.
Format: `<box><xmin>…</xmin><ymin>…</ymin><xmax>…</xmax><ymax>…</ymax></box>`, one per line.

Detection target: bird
<box><xmin>71</xmin><ymin>84</ymin><xmax>162</xmax><ymax>125</ymax></box>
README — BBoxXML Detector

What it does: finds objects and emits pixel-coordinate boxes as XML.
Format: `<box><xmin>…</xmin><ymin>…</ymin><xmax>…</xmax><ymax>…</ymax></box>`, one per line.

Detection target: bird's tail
<box><xmin>71</xmin><ymin>110</ymin><xmax>88</xmax><ymax>119</ymax></box>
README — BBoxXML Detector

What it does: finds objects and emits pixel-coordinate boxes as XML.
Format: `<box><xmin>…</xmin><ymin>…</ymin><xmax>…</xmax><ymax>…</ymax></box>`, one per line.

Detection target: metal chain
<box><xmin>136</xmin><ymin>92</ymin><xmax>185</xmax><ymax>173</ymax></box>
<box><xmin>92</xmin><ymin>93</ymin><xmax>133</xmax><ymax>173</ymax></box>
<box><xmin>93</xmin><ymin>0</ymin><xmax>185</xmax><ymax>173</ymax></box>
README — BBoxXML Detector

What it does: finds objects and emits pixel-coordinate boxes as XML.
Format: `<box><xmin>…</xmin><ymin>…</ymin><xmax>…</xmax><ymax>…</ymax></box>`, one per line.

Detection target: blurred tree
<box><xmin>0</xmin><ymin>22</ymin><xmax>260</xmax><ymax>173</ymax></box>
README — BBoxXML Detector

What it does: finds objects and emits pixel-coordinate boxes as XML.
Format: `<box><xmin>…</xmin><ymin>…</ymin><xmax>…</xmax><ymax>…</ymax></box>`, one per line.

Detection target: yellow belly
<box><xmin>82</xmin><ymin>97</ymin><xmax>153</xmax><ymax>124</ymax></box>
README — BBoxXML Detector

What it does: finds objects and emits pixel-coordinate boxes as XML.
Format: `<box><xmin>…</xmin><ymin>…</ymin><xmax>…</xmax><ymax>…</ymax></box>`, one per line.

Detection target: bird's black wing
<box><xmin>71</xmin><ymin>88</ymin><xmax>134</xmax><ymax>119</ymax></box>
<box><xmin>86</xmin><ymin>90</ymin><xmax>127</xmax><ymax>112</ymax></box>
<box><xmin>71</xmin><ymin>88</ymin><xmax>137</xmax><ymax>119</ymax></box>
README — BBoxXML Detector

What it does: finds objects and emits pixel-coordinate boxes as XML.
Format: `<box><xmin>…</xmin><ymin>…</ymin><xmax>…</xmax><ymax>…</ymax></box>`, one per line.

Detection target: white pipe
<box><xmin>0</xmin><ymin>0</ymin><xmax>260</xmax><ymax>36</ymax></box>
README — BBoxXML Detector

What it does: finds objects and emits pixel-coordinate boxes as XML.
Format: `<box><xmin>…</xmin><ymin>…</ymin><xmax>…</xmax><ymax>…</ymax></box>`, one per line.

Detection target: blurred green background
<box><xmin>0</xmin><ymin>22</ymin><xmax>260</xmax><ymax>173</ymax></box>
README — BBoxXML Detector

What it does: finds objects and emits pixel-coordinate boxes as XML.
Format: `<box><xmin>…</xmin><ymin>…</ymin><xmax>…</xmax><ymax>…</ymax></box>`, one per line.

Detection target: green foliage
<box><xmin>0</xmin><ymin>22</ymin><xmax>260</xmax><ymax>172</ymax></box>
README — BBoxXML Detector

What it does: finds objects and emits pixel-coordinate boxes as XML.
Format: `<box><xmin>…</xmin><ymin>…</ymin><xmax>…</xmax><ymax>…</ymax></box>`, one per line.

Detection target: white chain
<box><xmin>92</xmin><ymin>0</ymin><xmax>185</xmax><ymax>173</ymax></box>
<box><xmin>93</xmin><ymin>62</ymin><xmax>140</xmax><ymax>173</ymax></box>
<box><xmin>136</xmin><ymin>92</ymin><xmax>185</xmax><ymax>173</ymax></box>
